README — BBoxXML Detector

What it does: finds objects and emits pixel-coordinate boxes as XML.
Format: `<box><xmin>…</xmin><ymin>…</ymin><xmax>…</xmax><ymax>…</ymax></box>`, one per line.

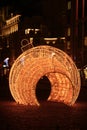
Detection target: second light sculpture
<box><xmin>9</xmin><ymin>45</ymin><xmax>81</xmax><ymax>106</ymax></box>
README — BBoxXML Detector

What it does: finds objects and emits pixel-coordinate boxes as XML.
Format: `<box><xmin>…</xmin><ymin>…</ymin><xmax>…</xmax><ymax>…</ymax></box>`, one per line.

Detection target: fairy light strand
<box><xmin>9</xmin><ymin>45</ymin><xmax>81</xmax><ymax>106</ymax></box>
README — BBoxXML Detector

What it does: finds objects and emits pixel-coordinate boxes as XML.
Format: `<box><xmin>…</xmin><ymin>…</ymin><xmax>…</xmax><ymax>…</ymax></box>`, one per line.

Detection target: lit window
<box><xmin>67</xmin><ymin>41</ymin><xmax>71</xmax><ymax>49</ymax></box>
<box><xmin>84</xmin><ymin>37</ymin><xmax>87</xmax><ymax>46</ymax></box>
<box><xmin>46</xmin><ymin>41</ymin><xmax>50</xmax><ymax>44</ymax></box>
<box><xmin>67</xmin><ymin>27</ymin><xmax>71</xmax><ymax>36</ymax></box>
<box><xmin>68</xmin><ymin>1</ymin><xmax>71</xmax><ymax>10</ymax></box>
<box><xmin>84</xmin><ymin>67</ymin><xmax>87</xmax><ymax>79</ymax></box>
<box><xmin>52</xmin><ymin>41</ymin><xmax>56</xmax><ymax>44</ymax></box>
<box><xmin>25</xmin><ymin>28</ymin><xmax>31</xmax><ymax>34</ymax></box>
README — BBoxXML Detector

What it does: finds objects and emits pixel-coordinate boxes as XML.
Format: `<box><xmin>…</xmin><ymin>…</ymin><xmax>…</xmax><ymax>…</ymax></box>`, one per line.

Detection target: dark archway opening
<box><xmin>36</xmin><ymin>76</ymin><xmax>51</xmax><ymax>103</ymax></box>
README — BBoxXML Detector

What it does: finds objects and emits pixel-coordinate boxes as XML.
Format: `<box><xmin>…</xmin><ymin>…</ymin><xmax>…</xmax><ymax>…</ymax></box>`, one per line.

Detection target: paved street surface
<box><xmin>0</xmin><ymin>78</ymin><xmax>87</xmax><ymax>130</ymax></box>
<box><xmin>0</xmin><ymin>100</ymin><xmax>87</xmax><ymax>130</ymax></box>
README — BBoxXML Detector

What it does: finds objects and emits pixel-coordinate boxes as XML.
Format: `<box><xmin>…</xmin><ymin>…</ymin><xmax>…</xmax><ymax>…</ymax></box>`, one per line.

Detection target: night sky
<box><xmin>0</xmin><ymin>0</ymin><xmax>43</xmax><ymax>16</ymax></box>
<box><xmin>0</xmin><ymin>0</ymin><xmax>65</xmax><ymax>17</ymax></box>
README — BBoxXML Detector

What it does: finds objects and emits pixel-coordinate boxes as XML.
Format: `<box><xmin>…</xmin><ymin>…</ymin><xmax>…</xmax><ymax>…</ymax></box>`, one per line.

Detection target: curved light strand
<box><xmin>9</xmin><ymin>45</ymin><xmax>81</xmax><ymax>106</ymax></box>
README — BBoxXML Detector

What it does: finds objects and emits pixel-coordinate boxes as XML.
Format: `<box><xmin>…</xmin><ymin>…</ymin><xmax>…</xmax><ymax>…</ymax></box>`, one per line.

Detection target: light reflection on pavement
<box><xmin>0</xmin><ymin>100</ymin><xmax>87</xmax><ymax>130</ymax></box>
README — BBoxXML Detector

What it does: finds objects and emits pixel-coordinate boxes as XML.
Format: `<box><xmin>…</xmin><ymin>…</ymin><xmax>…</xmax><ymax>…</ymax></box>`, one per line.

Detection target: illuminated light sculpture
<box><xmin>9</xmin><ymin>45</ymin><xmax>81</xmax><ymax>106</ymax></box>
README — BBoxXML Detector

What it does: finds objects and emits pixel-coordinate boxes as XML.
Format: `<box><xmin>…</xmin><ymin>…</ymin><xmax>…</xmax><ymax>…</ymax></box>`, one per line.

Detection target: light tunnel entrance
<box><xmin>36</xmin><ymin>76</ymin><xmax>51</xmax><ymax>103</ymax></box>
<box><xmin>9</xmin><ymin>45</ymin><xmax>81</xmax><ymax>106</ymax></box>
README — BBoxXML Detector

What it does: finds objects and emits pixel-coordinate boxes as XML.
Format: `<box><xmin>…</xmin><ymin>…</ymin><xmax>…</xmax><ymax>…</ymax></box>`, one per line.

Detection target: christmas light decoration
<box><xmin>9</xmin><ymin>45</ymin><xmax>81</xmax><ymax>106</ymax></box>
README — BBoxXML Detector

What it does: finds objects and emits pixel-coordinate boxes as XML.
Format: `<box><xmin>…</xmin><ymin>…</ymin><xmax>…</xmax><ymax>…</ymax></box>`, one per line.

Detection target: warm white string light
<box><xmin>9</xmin><ymin>45</ymin><xmax>81</xmax><ymax>106</ymax></box>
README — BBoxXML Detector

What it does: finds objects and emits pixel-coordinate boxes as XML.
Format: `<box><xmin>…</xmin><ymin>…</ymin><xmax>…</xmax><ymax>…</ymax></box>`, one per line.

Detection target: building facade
<box><xmin>0</xmin><ymin>1</ymin><xmax>87</xmax><ymax>74</ymax></box>
<box><xmin>66</xmin><ymin>0</ymin><xmax>87</xmax><ymax>68</ymax></box>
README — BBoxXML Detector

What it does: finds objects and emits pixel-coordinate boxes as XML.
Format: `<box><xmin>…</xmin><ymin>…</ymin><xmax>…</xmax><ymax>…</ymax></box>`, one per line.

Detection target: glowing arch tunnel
<box><xmin>9</xmin><ymin>45</ymin><xmax>81</xmax><ymax>106</ymax></box>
